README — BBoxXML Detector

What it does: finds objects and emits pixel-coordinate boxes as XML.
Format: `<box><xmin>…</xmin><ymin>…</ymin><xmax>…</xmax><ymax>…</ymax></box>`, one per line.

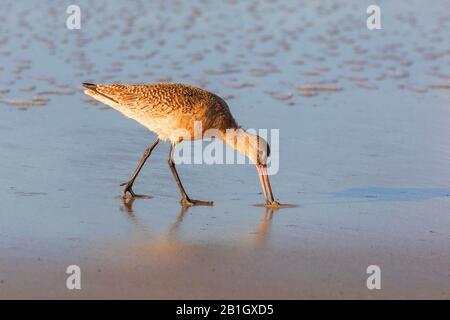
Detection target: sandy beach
<box><xmin>0</xmin><ymin>0</ymin><xmax>450</xmax><ymax>299</ymax></box>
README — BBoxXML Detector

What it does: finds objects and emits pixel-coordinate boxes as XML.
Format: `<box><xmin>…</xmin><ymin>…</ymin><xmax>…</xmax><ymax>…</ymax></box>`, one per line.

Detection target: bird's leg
<box><xmin>257</xmin><ymin>166</ymin><xmax>270</xmax><ymax>205</ymax></box>
<box><xmin>168</xmin><ymin>144</ymin><xmax>213</xmax><ymax>206</ymax></box>
<box><xmin>121</xmin><ymin>138</ymin><xmax>159</xmax><ymax>199</ymax></box>
<box><xmin>257</xmin><ymin>164</ymin><xmax>280</xmax><ymax>207</ymax></box>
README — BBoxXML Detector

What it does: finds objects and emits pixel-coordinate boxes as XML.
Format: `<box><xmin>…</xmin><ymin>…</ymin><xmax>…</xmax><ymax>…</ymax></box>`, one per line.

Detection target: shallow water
<box><xmin>0</xmin><ymin>0</ymin><xmax>450</xmax><ymax>298</ymax></box>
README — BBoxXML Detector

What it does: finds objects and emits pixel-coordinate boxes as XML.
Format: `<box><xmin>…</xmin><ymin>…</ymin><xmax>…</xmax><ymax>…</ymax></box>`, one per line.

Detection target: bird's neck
<box><xmin>221</xmin><ymin>128</ymin><xmax>247</xmax><ymax>149</ymax></box>
<box><xmin>220</xmin><ymin>128</ymin><xmax>258</xmax><ymax>164</ymax></box>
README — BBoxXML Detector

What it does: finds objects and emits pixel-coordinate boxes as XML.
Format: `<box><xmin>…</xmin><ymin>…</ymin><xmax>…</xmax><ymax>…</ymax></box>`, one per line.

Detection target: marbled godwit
<box><xmin>82</xmin><ymin>82</ymin><xmax>279</xmax><ymax>207</ymax></box>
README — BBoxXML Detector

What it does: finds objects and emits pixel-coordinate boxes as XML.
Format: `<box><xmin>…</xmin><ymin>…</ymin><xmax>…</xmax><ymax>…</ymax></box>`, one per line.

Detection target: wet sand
<box><xmin>2</xmin><ymin>195</ymin><xmax>450</xmax><ymax>299</ymax></box>
<box><xmin>1</xmin><ymin>0</ymin><xmax>450</xmax><ymax>299</ymax></box>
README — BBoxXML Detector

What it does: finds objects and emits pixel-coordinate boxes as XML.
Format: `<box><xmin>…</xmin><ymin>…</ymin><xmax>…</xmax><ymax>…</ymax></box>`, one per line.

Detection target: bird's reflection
<box><xmin>253</xmin><ymin>207</ymin><xmax>277</xmax><ymax>248</ymax></box>
<box><xmin>120</xmin><ymin>198</ymin><xmax>277</xmax><ymax>251</ymax></box>
<box><xmin>120</xmin><ymin>197</ymin><xmax>142</xmax><ymax>230</ymax></box>
<box><xmin>120</xmin><ymin>197</ymin><xmax>135</xmax><ymax>214</ymax></box>
<box><xmin>167</xmin><ymin>205</ymin><xmax>189</xmax><ymax>241</ymax></box>
<box><xmin>120</xmin><ymin>198</ymin><xmax>191</xmax><ymax>245</ymax></box>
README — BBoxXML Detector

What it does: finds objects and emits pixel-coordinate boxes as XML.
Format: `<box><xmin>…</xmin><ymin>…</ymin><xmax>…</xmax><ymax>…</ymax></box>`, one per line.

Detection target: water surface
<box><xmin>0</xmin><ymin>0</ymin><xmax>449</xmax><ymax>298</ymax></box>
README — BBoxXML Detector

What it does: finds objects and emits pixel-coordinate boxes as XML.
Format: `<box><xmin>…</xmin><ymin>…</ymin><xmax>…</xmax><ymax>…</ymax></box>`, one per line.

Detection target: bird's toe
<box><xmin>180</xmin><ymin>198</ymin><xmax>213</xmax><ymax>207</ymax></box>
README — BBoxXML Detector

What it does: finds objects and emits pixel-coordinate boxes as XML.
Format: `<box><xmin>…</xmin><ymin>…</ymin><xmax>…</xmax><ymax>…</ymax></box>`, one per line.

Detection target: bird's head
<box><xmin>223</xmin><ymin>128</ymin><xmax>270</xmax><ymax>166</ymax></box>
<box><xmin>222</xmin><ymin>128</ymin><xmax>277</xmax><ymax>206</ymax></box>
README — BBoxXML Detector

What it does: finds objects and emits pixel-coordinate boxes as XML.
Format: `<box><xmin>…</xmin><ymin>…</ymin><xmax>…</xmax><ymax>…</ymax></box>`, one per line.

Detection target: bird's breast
<box><xmin>131</xmin><ymin>113</ymin><xmax>201</xmax><ymax>143</ymax></box>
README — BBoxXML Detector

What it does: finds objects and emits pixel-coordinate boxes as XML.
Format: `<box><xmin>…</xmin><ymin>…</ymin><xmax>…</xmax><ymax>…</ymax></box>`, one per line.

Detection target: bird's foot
<box><xmin>121</xmin><ymin>181</ymin><xmax>134</xmax><ymax>198</ymax></box>
<box><xmin>265</xmin><ymin>200</ymin><xmax>281</xmax><ymax>208</ymax></box>
<box><xmin>180</xmin><ymin>197</ymin><xmax>214</xmax><ymax>207</ymax></box>
<box><xmin>120</xmin><ymin>182</ymin><xmax>150</xmax><ymax>199</ymax></box>
<box><xmin>264</xmin><ymin>201</ymin><xmax>297</xmax><ymax>208</ymax></box>
<box><xmin>120</xmin><ymin>180</ymin><xmax>133</xmax><ymax>187</ymax></box>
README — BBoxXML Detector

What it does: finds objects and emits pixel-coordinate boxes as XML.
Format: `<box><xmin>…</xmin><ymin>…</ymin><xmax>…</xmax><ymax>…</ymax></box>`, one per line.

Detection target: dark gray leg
<box><xmin>121</xmin><ymin>138</ymin><xmax>160</xmax><ymax>199</ymax></box>
<box><xmin>168</xmin><ymin>143</ymin><xmax>213</xmax><ymax>206</ymax></box>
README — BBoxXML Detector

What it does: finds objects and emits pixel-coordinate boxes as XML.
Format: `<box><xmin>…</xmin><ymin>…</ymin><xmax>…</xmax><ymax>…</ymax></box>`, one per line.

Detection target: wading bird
<box><xmin>83</xmin><ymin>82</ymin><xmax>279</xmax><ymax>207</ymax></box>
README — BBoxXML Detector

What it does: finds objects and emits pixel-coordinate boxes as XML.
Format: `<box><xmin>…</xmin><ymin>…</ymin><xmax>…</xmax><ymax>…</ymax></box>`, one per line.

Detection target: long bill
<box><xmin>257</xmin><ymin>164</ymin><xmax>275</xmax><ymax>204</ymax></box>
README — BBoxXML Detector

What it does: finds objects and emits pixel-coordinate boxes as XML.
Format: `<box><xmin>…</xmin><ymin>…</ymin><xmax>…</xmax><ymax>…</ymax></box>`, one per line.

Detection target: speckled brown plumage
<box><xmin>83</xmin><ymin>82</ymin><xmax>238</xmax><ymax>142</ymax></box>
